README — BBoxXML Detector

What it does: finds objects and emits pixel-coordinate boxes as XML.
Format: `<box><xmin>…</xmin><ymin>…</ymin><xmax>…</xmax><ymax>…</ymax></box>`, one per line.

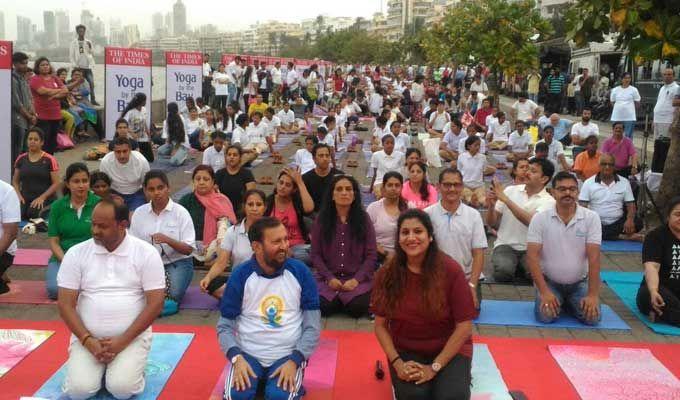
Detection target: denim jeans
<box><xmin>291</xmin><ymin>244</ymin><xmax>311</xmax><ymax>267</ymax></box>
<box><xmin>534</xmin><ymin>276</ymin><xmax>601</xmax><ymax>325</ymax></box>
<box><xmin>164</xmin><ymin>257</ymin><xmax>194</xmax><ymax>303</ymax></box>
<box><xmin>118</xmin><ymin>190</ymin><xmax>146</xmax><ymax>212</ymax></box>
<box><xmin>81</xmin><ymin>68</ymin><xmax>96</xmax><ymax>102</ymax></box>
<box><xmin>622</xmin><ymin>121</ymin><xmax>635</xmax><ymax>139</ymax></box>
<box><xmin>225</xmin><ymin>353</ymin><xmax>307</xmax><ymax>400</ymax></box>
<box><xmin>528</xmin><ymin>93</ymin><xmax>538</xmax><ymax>103</ymax></box>
<box><xmin>227</xmin><ymin>83</ymin><xmax>237</xmax><ymax>104</ymax></box>
<box><xmin>46</xmin><ymin>260</ymin><xmax>60</xmax><ymax>300</ymax></box>
<box><xmin>157</xmin><ymin>143</ymin><xmax>188</xmax><ymax>166</ymax></box>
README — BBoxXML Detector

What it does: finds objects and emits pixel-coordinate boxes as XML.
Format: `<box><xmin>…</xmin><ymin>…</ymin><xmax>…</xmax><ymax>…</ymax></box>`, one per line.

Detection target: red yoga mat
<box><xmin>0</xmin><ymin>281</ymin><xmax>55</xmax><ymax>305</ymax></box>
<box><xmin>12</xmin><ymin>248</ymin><xmax>51</xmax><ymax>267</ymax></box>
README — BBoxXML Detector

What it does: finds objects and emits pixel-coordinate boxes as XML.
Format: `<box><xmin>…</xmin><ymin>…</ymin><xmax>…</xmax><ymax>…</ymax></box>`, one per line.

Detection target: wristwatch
<box><xmin>468</xmin><ymin>282</ymin><xmax>476</xmax><ymax>289</ymax></box>
<box><xmin>231</xmin><ymin>354</ymin><xmax>243</xmax><ymax>364</ymax></box>
<box><xmin>431</xmin><ymin>362</ymin><xmax>442</xmax><ymax>373</ymax></box>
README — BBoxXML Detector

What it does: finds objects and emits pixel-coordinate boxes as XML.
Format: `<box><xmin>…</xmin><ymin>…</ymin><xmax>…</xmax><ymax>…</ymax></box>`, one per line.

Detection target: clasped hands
<box><xmin>328</xmin><ymin>278</ymin><xmax>359</xmax><ymax>292</ymax></box>
<box><xmin>394</xmin><ymin>359</ymin><xmax>436</xmax><ymax>385</ymax></box>
<box><xmin>84</xmin><ymin>335</ymin><xmax>127</xmax><ymax>364</ymax></box>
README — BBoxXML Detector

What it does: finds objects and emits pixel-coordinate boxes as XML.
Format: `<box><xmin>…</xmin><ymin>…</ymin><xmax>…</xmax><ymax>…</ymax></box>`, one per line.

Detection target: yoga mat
<box><xmin>0</xmin><ymin>281</ymin><xmax>56</xmax><ymax>305</ymax></box>
<box><xmin>180</xmin><ymin>286</ymin><xmax>219</xmax><ymax>310</ymax></box>
<box><xmin>150</xmin><ymin>157</ymin><xmax>197</xmax><ymax>173</ymax></box>
<box><xmin>472</xmin><ymin>344</ymin><xmax>513</xmax><ymax>400</ymax></box>
<box><xmin>601</xmin><ymin>271</ymin><xmax>680</xmax><ymax>335</ymax></box>
<box><xmin>33</xmin><ymin>333</ymin><xmax>194</xmax><ymax>400</ymax></box>
<box><xmin>549</xmin><ymin>345</ymin><xmax>680</xmax><ymax>400</ymax></box>
<box><xmin>601</xmin><ymin>240</ymin><xmax>643</xmax><ymax>253</ymax></box>
<box><xmin>209</xmin><ymin>338</ymin><xmax>338</xmax><ymax>400</ymax></box>
<box><xmin>0</xmin><ymin>329</ymin><xmax>54</xmax><ymax>378</ymax></box>
<box><xmin>474</xmin><ymin>300</ymin><xmax>630</xmax><ymax>330</ymax></box>
<box><xmin>13</xmin><ymin>249</ymin><xmax>51</xmax><ymax>267</ymax></box>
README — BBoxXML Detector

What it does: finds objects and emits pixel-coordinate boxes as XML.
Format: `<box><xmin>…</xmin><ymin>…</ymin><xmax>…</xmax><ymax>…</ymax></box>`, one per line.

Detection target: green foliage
<box><xmin>420</xmin><ymin>0</ymin><xmax>552</xmax><ymax>74</ymax></box>
<box><xmin>566</xmin><ymin>0</ymin><xmax>680</xmax><ymax>63</ymax></box>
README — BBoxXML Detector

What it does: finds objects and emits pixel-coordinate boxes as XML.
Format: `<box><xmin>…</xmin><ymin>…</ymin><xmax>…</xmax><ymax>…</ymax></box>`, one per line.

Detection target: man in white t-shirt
<box><xmin>486</xmin><ymin>158</ymin><xmax>555</xmax><ymax>282</ymax></box>
<box><xmin>368</xmin><ymin>89</ymin><xmax>384</xmax><ymax>116</ymax></box>
<box><xmin>487</xmin><ymin>111</ymin><xmax>511</xmax><ymax>149</ymax></box>
<box><xmin>0</xmin><ymin>180</ymin><xmax>20</xmax><ymax>294</ymax></box>
<box><xmin>100</xmin><ymin>138</ymin><xmax>150</xmax><ymax>211</ymax></box>
<box><xmin>527</xmin><ymin>172</ymin><xmax>602</xmax><ymax>325</ymax></box>
<box><xmin>263</xmin><ymin>107</ymin><xmax>281</xmax><ymax>143</ymax></box>
<box><xmin>536</xmin><ymin>126</ymin><xmax>570</xmax><ymax>172</ymax></box>
<box><xmin>271</xmin><ymin>61</ymin><xmax>283</xmax><ymax>107</ymax></box>
<box><xmin>507</xmin><ymin>120</ymin><xmax>533</xmax><ymax>161</ymax></box>
<box><xmin>277</xmin><ymin>102</ymin><xmax>297</xmax><ymax>134</ymax></box>
<box><xmin>469</xmin><ymin>75</ymin><xmax>488</xmax><ymax>95</ymax></box>
<box><xmin>427</xmin><ymin>101</ymin><xmax>451</xmax><ymax>135</ymax></box>
<box><xmin>369</xmin><ymin>135</ymin><xmax>405</xmax><ymax>198</ymax></box>
<box><xmin>286</xmin><ymin>61</ymin><xmax>299</xmax><ymax>97</ymax></box>
<box><xmin>570</xmin><ymin>108</ymin><xmax>599</xmax><ymax>146</ymax></box>
<box><xmin>439</xmin><ymin>119</ymin><xmax>467</xmax><ymax>162</ymax></box>
<box><xmin>202</xmin><ymin>131</ymin><xmax>227</xmax><ymax>172</ymax></box>
<box><xmin>511</xmin><ymin>94</ymin><xmax>539</xmax><ymax>123</ymax></box>
<box><xmin>653</xmin><ymin>68</ymin><xmax>680</xmax><ymax>139</ymax></box>
<box><xmin>202</xmin><ymin>53</ymin><xmax>213</xmax><ymax>105</ymax></box>
<box><xmin>227</xmin><ymin>56</ymin><xmax>243</xmax><ymax>104</ymax></box>
<box><xmin>425</xmin><ymin>168</ymin><xmax>486</xmax><ymax>308</ymax></box>
<box><xmin>294</xmin><ymin>135</ymin><xmax>318</xmax><ymax>175</ymax></box>
<box><xmin>57</xmin><ymin>200</ymin><xmax>165</xmax><ymax>400</ymax></box>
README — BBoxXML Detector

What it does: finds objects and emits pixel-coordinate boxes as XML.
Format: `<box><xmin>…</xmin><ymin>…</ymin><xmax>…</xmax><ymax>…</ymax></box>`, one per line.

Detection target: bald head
<box><xmin>550</xmin><ymin>114</ymin><xmax>560</xmax><ymax>124</ymax></box>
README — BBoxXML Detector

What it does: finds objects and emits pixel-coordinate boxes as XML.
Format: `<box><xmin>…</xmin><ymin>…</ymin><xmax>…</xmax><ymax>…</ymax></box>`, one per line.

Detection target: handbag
<box><xmin>56</xmin><ymin>131</ymin><xmax>75</xmax><ymax>150</ymax></box>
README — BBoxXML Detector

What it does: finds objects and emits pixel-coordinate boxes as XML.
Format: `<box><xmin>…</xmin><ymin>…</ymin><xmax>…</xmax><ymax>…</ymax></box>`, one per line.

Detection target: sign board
<box><xmin>0</xmin><ymin>41</ymin><xmax>12</xmax><ymax>182</ymax></box>
<box><xmin>165</xmin><ymin>51</ymin><xmax>202</xmax><ymax>105</ymax></box>
<box><xmin>104</xmin><ymin>47</ymin><xmax>152</xmax><ymax>140</ymax></box>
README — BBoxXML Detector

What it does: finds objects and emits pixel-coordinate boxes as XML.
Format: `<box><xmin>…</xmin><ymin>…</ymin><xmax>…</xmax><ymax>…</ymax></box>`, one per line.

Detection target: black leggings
<box><xmin>637</xmin><ymin>283</ymin><xmax>680</xmax><ymax>327</ymax></box>
<box><xmin>138</xmin><ymin>141</ymin><xmax>154</xmax><ymax>163</ymax></box>
<box><xmin>389</xmin><ymin>352</ymin><xmax>472</xmax><ymax>400</ymax></box>
<box><xmin>37</xmin><ymin>119</ymin><xmax>61</xmax><ymax>154</ymax></box>
<box><xmin>319</xmin><ymin>292</ymin><xmax>370</xmax><ymax>318</ymax></box>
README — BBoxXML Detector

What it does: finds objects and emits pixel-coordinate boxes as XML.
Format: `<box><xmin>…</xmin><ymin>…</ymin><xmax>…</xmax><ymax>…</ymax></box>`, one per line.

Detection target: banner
<box><xmin>165</xmin><ymin>51</ymin><xmax>202</xmax><ymax>105</ymax></box>
<box><xmin>105</xmin><ymin>47</ymin><xmax>152</xmax><ymax>140</ymax></box>
<box><xmin>0</xmin><ymin>41</ymin><xmax>12</xmax><ymax>182</ymax></box>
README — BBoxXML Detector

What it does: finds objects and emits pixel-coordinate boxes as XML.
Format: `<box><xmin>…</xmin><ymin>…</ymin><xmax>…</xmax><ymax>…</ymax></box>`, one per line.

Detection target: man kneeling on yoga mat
<box><xmin>637</xmin><ymin>196</ymin><xmax>680</xmax><ymax>327</ymax></box>
<box><xmin>527</xmin><ymin>172</ymin><xmax>602</xmax><ymax>325</ymax></box>
<box><xmin>217</xmin><ymin>217</ymin><xmax>321</xmax><ymax>400</ymax></box>
<box><xmin>57</xmin><ymin>200</ymin><xmax>166</xmax><ymax>399</ymax></box>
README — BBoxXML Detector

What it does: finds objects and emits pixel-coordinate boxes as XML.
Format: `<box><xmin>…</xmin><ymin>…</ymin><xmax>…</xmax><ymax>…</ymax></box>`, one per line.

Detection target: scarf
<box><xmin>194</xmin><ymin>190</ymin><xmax>237</xmax><ymax>244</ymax></box>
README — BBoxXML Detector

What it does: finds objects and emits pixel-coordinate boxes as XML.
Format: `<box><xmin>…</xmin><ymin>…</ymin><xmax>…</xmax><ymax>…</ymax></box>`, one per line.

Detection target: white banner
<box><xmin>0</xmin><ymin>41</ymin><xmax>12</xmax><ymax>182</ymax></box>
<box><xmin>165</xmin><ymin>51</ymin><xmax>202</xmax><ymax>105</ymax></box>
<box><xmin>104</xmin><ymin>47</ymin><xmax>152</xmax><ymax>140</ymax></box>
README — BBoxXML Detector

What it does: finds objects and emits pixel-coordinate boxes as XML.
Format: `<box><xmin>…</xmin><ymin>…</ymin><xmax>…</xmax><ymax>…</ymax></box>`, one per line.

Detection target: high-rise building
<box><xmin>17</xmin><ymin>16</ymin><xmax>33</xmax><ymax>46</ymax></box>
<box><xmin>81</xmin><ymin>9</ymin><xmax>94</xmax><ymax>30</ymax></box>
<box><xmin>152</xmin><ymin>12</ymin><xmax>164</xmax><ymax>37</ymax></box>
<box><xmin>55</xmin><ymin>10</ymin><xmax>71</xmax><ymax>47</ymax></box>
<box><xmin>0</xmin><ymin>12</ymin><xmax>5</xmax><ymax>39</ymax></box>
<box><xmin>43</xmin><ymin>11</ymin><xmax>57</xmax><ymax>46</ymax></box>
<box><xmin>164</xmin><ymin>12</ymin><xmax>173</xmax><ymax>37</ymax></box>
<box><xmin>173</xmin><ymin>0</ymin><xmax>187</xmax><ymax>36</ymax></box>
<box><xmin>383</xmin><ymin>0</ymin><xmax>435</xmax><ymax>40</ymax></box>
<box><xmin>123</xmin><ymin>25</ymin><xmax>141</xmax><ymax>47</ymax></box>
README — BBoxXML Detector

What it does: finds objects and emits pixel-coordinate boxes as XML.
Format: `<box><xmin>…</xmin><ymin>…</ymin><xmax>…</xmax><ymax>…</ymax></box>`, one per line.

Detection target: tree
<box><xmin>566</xmin><ymin>0</ymin><xmax>680</xmax><ymax>212</ymax></box>
<box><xmin>420</xmin><ymin>0</ymin><xmax>552</xmax><ymax>76</ymax></box>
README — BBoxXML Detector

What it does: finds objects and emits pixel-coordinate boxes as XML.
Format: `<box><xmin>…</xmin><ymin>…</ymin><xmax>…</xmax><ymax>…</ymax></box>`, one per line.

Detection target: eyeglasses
<box><xmin>553</xmin><ymin>186</ymin><xmax>579</xmax><ymax>193</ymax></box>
<box><xmin>599</xmin><ymin>162</ymin><xmax>615</xmax><ymax>167</ymax></box>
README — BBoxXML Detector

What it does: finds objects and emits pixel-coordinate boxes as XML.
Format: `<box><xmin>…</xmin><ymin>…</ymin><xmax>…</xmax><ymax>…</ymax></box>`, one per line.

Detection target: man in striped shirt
<box><xmin>545</xmin><ymin>68</ymin><xmax>565</xmax><ymax>115</ymax></box>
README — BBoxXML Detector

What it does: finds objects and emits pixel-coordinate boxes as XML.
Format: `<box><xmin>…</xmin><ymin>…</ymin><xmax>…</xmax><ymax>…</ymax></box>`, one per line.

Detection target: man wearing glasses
<box><xmin>653</xmin><ymin>68</ymin><xmax>679</xmax><ymax>139</ymax></box>
<box><xmin>578</xmin><ymin>153</ymin><xmax>643</xmax><ymax>242</ymax></box>
<box><xmin>527</xmin><ymin>171</ymin><xmax>602</xmax><ymax>325</ymax></box>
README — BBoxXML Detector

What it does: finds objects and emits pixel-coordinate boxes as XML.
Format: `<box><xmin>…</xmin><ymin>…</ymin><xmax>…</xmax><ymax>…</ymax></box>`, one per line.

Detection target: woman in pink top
<box><xmin>30</xmin><ymin>57</ymin><xmax>70</xmax><ymax>154</ymax></box>
<box><xmin>265</xmin><ymin>167</ymin><xmax>315</xmax><ymax>264</ymax></box>
<box><xmin>402</xmin><ymin>162</ymin><xmax>438</xmax><ymax>210</ymax></box>
<box><xmin>601</xmin><ymin>121</ymin><xmax>639</xmax><ymax>178</ymax></box>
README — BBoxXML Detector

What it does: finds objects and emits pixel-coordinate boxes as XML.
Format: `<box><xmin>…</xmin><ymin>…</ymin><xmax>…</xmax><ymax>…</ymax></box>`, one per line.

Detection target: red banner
<box><xmin>105</xmin><ymin>47</ymin><xmax>152</xmax><ymax>67</ymax></box>
<box><xmin>0</xmin><ymin>41</ymin><xmax>11</xmax><ymax>69</ymax></box>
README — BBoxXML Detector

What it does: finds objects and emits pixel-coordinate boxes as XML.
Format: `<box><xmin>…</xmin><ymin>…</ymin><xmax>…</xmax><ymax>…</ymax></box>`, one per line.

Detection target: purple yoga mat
<box><xmin>12</xmin><ymin>249</ymin><xmax>51</xmax><ymax>267</ymax></box>
<box><xmin>179</xmin><ymin>285</ymin><xmax>219</xmax><ymax>310</ymax></box>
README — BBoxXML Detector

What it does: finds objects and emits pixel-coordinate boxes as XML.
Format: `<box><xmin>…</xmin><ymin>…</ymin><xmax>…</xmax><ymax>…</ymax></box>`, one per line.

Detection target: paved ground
<box><xmin>3</xmin><ymin>95</ymin><xmax>676</xmax><ymax>347</ymax></box>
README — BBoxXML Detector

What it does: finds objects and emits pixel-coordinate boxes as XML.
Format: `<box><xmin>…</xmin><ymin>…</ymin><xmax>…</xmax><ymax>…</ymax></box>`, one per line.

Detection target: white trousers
<box><xmin>63</xmin><ymin>330</ymin><xmax>152</xmax><ymax>400</ymax></box>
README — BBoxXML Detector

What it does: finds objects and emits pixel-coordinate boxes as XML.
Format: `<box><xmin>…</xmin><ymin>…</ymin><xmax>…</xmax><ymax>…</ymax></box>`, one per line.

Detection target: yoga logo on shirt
<box><xmin>260</xmin><ymin>295</ymin><xmax>284</xmax><ymax>328</ymax></box>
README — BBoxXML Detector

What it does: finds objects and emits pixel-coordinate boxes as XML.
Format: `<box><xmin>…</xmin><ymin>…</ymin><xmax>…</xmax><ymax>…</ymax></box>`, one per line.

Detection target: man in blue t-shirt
<box><xmin>218</xmin><ymin>217</ymin><xmax>321</xmax><ymax>400</ymax></box>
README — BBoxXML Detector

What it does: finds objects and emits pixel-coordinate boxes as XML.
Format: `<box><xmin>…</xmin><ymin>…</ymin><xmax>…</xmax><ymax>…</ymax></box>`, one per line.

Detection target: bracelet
<box><xmin>80</xmin><ymin>333</ymin><xmax>92</xmax><ymax>346</ymax></box>
<box><xmin>389</xmin><ymin>356</ymin><xmax>402</xmax><ymax>366</ymax></box>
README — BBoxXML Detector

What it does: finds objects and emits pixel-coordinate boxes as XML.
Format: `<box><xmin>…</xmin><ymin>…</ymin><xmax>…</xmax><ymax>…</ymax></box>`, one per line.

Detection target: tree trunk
<box><xmin>656</xmin><ymin>110</ymin><xmax>680</xmax><ymax>214</ymax></box>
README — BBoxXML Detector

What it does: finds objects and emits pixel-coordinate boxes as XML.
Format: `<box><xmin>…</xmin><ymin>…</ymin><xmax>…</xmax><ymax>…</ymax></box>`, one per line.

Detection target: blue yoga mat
<box><xmin>601</xmin><ymin>270</ymin><xmax>680</xmax><ymax>336</ymax></box>
<box><xmin>474</xmin><ymin>300</ymin><xmax>630</xmax><ymax>330</ymax></box>
<box><xmin>33</xmin><ymin>333</ymin><xmax>194</xmax><ymax>400</ymax></box>
<box><xmin>601</xmin><ymin>240</ymin><xmax>642</xmax><ymax>253</ymax></box>
<box><xmin>472</xmin><ymin>343</ymin><xmax>512</xmax><ymax>400</ymax></box>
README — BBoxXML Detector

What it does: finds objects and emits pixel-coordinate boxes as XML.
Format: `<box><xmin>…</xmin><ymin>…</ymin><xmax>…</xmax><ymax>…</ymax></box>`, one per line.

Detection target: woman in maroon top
<box><xmin>371</xmin><ymin>209</ymin><xmax>476</xmax><ymax>400</ymax></box>
<box><xmin>30</xmin><ymin>57</ymin><xmax>70</xmax><ymax>154</ymax></box>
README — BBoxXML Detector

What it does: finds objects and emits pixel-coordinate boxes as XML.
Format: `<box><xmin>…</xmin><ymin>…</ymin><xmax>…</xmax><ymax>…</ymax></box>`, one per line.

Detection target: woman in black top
<box><xmin>12</xmin><ymin>127</ymin><xmax>61</xmax><ymax>219</ymax></box>
<box><xmin>215</xmin><ymin>145</ymin><xmax>256</xmax><ymax>218</ymax></box>
<box><xmin>637</xmin><ymin>196</ymin><xmax>680</xmax><ymax>327</ymax></box>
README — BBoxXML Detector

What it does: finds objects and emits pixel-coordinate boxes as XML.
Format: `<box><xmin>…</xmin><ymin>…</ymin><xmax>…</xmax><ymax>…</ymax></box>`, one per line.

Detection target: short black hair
<box><xmin>213</xmin><ymin>131</ymin><xmax>227</xmax><ymax>141</ymax></box>
<box><xmin>96</xmin><ymin>198</ymin><xmax>130</xmax><ymax>223</ymax></box>
<box><xmin>666</xmin><ymin>196</ymin><xmax>680</xmax><ymax>219</ymax></box>
<box><xmin>438</xmin><ymin>167</ymin><xmax>462</xmax><ymax>183</ymax></box>
<box><xmin>304</xmin><ymin>135</ymin><xmax>319</xmax><ymax>145</ymax></box>
<box><xmin>552</xmin><ymin>171</ymin><xmax>578</xmax><ymax>188</ymax></box>
<box><xmin>529</xmin><ymin>158</ymin><xmax>555</xmax><ymax>182</ymax></box>
<box><xmin>535</xmin><ymin>142</ymin><xmax>549</xmax><ymax>153</ymax></box>
<box><xmin>115</xmin><ymin>118</ymin><xmax>129</xmax><ymax>128</ymax></box>
<box><xmin>112</xmin><ymin>137</ymin><xmax>132</xmax><ymax>148</ymax></box>
<box><xmin>324</xmin><ymin>116</ymin><xmax>335</xmax><ymax>125</ymax></box>
<box><xmin>75</xmin><ymin>24</ymin><xmax>86</xmax><ymax>31</ymax></box>
<box><xmin>143</xmin><ymin>170</ymin><xmax>169</xmax><ymax>188</ymax></box>
<box><xmin>248</xmin><ymin>216</ymin><xmax>283</xmax><ymax>243</ymax></box>
<box><xmin>312</xmin><ymin>143</ymin><xmax>331</xmax><ymax>158</ymax></box>
<box><xmin>12</xmin><ymin>52</ymin><xmax>29</xmax><ymax>64</ymax></box>
<box><xmin>317</xmin><ymin>126</ymin><xmax>328</xmax><ymax>135</ymax></box>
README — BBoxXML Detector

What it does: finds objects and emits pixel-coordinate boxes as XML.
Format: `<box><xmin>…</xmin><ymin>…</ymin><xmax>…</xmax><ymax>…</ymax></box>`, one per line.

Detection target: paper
<box><xmin>0</xmin><ymin>329</ymin><xmax>54</xmax><ymax>378</ymax></box>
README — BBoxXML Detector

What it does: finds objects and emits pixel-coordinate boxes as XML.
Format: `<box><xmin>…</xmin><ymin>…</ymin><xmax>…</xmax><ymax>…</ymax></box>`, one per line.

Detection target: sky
<box><xmin>1</xmin><ymin>0</ymin><xmax>386</xmax><ymax>40</ymax></box>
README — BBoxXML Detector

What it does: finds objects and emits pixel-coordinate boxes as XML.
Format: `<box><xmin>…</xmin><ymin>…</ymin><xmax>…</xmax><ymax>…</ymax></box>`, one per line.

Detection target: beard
<box><xmin>264</xmin><ymin>249</ymin><xmax>287</xmax><ymax>270</ymax></box>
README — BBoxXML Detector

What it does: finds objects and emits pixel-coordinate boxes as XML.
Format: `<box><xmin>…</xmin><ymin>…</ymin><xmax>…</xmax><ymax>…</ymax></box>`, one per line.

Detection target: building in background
<box><xmin>0</xmin><ymin>11</ymin><xmax>5</xmax><ymax>39</ymax></box>
<box><xmin>123</xmin><ymin>24</ymin><xmax>141</xmax><ymax>47</ymax></box>
<box><xmin>16</xmin><ymin>16</ymin><xmax>34</xmax><ymax>48</ymax></box>
<box><xmin>152</xmin><ymin>12</ymin><xmax>164</xmax><ymax>38</ymax></box>
<box><xmin>43</xmin><ymin>11</ymin><xmax>57</xmax><ymax>46</ymax></box>
<box><xmin>56</xmin><ymin>10</ymin><xmax>71</xmax><ymax>47</ymax></box>
<box><xmin>173</xmin><ymin>0</ymin><xmax>187</xmax><ymax>37</ymax></box>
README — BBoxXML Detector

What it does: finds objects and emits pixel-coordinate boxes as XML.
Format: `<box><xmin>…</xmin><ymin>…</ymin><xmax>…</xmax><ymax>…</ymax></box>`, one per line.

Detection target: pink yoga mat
<box><xmin>12</xmin><ymin>249</ymin><xmax>51</xmax><ymax>267</ymax></box>
<box><xmin>209</xmin><ymin>338</ymin><xmax>338</xmax><ymax>400</ymax></box>
<box><xmin>549</xmin><ymin>345</ymin><xmax>680</xmax><ymax>400</ymax></box>
<box><xmin>0</xmin><ymin>281</ymin><xmax>55</xmax><ymax>305</ymax></box>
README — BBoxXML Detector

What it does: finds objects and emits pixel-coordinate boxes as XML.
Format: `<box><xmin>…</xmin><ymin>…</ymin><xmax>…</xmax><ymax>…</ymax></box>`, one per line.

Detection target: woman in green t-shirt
<box><xmin>46</xmin><ymin>163</ymin><xmax>100</xmax><ymax>299</ymax></box>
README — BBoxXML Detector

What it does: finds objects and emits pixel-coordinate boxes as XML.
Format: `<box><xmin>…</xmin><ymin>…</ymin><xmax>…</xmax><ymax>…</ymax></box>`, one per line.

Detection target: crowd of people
<box><xmin>4</xmin><ymin>26</ymin><xmax>680</xmax><ymax>399</ymax></box>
